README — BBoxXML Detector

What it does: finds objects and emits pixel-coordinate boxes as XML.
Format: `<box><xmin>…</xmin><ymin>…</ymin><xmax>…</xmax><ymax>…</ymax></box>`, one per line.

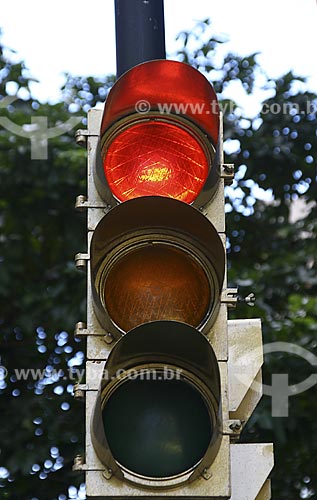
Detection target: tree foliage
<box><xmin>0</xmin><ymin>20</ymin><xmax>316</xmax><ymax>500</ymax></box>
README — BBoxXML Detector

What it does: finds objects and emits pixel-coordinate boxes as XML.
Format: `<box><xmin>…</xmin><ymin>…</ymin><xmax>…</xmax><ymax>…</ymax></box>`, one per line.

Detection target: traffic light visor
<box><xmin>97</xmin><ymin>60</ymin><xmax>220</xmax><ymax>207</ymax></box>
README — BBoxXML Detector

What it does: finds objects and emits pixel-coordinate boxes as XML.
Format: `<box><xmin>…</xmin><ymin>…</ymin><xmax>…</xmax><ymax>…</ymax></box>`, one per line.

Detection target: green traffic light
<box><xmin>103</xmin><ymin>377</ymin><xmax>212</xmax><ymax>478</ymax></box>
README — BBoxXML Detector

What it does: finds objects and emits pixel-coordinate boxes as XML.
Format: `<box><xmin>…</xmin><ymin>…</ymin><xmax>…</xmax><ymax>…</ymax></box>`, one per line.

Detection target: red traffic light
<box><xmin>103</xmin><ymin>121</ymin><xmax>210</xmax><ymax>204</ymax></box>
<box><xmin>98</xmin><ymin>60</ymin><xmax>220</xmax><ymax>206</ymax></box>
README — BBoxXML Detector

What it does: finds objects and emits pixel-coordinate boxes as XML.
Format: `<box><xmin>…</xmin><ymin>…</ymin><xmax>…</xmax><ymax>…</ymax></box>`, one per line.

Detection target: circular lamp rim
<box><xmin>95</xmin><ymin>236</ymin><xmax>219</xmax><ymax>335</ymax></box>
<box><xmin>100</xmin><ymin>113</ymin><xmax>215</xmax><ymax>205</ymax></box>
<box><xmin>100</xmin><ymin>364</ymin><xmax>219</xmax><ymax>488</ymax></box>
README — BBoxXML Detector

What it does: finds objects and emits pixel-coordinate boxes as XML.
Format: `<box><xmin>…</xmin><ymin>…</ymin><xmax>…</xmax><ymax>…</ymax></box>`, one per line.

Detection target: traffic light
<box><xmin>73</xmin><ymin>59</ymin><xmax>274</xmax><ymax>499</ymax></box>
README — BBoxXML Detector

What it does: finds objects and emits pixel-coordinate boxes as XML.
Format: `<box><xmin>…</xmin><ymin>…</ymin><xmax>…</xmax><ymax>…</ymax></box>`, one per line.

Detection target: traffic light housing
<box><xmin>74</xmin><ymin>59</ymin><xmax>273</xmax><ymax>499</ymax></box>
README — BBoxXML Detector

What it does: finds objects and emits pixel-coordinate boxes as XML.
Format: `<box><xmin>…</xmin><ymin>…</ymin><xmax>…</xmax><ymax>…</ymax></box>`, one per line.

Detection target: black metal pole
<box><xmin>114</xmin><ymin>0</ymin><xmax>166</xmax><ymax>77</ymax></box>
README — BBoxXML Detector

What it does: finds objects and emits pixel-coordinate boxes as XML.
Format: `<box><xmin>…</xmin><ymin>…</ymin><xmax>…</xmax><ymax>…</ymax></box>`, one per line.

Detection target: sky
<box><xmin>1</xmin><ymin>0</ymin><xmax>317</xmax><ymax>103</ymax></box>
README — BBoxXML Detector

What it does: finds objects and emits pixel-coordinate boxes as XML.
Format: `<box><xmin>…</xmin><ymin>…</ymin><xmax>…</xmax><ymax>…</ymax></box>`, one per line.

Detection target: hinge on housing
<box><xmin>73</xmin><ymin>384</ymin><xmax>87</xmax><ymax>400</ymax></box>
<box><xmin>220</xmin><ymin>163</ymin><xmax>235</xmax><ymax>185</ymax></box>
<box><xmin>72</xmin><ymin>454</ymin><xmax>87</xmax><ymax>471</ymax></box>
<box><xmin>75</xmin><ymin>195</ymin><xmax>88</xmax><ymax>211</ymax></box>
<box><xmin>74</xmin><ymin>322</ymin><xmax>114</xmax><ymax>344</ymax></box>
<box><xmin>75</xmin><ymin>128</ymin><xmax>100</xmax><ymax>147</ymax></box>
<box><xmin>223</xmin><ymin>419</ymin><xmax>244</xmax><ymax>440</ymax></box>
<box><xmin>221</xmin><ymin>288</ymin><xmax>238</xmax><ymax>308</ymax></box>
<box><xmin>74</xmin><ymin>253</ymin><xmax>89</xmax><ymax>270</ymax></box>
<box><xmin>75</xmin><ymin>129</ymin><xmax>89</xmax><ymax>148</ymax></box>
<box><xmin>75</xmin><ymin>195</ymin><xmax>109</xmax><ymax>211</ymax></box>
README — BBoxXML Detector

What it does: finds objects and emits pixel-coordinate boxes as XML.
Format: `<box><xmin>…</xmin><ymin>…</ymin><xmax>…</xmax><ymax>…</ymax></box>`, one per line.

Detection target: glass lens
<box><xmin>103</xmin><ymin>122</ymin><xmax>209</xmax><ymax>204</ymax></box>
<box><xmin>103</xmin><ymin>378</ymin><xmax>212</xmax><ymax>478</ymax></box>
<box><xmin>104</xmin><ymin>244</ymin><xmax>211</xmax><ymax>332</ymax></box>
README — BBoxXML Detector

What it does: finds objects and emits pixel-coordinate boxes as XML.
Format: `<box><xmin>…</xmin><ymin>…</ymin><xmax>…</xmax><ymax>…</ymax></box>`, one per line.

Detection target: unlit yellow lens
<box><xmin>104</xmin><ymin>244</ymin><xmax>211</xmax><ymax>332</ymax></box>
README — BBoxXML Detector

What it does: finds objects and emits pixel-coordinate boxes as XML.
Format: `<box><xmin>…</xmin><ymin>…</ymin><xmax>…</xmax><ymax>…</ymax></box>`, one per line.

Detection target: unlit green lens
<box><xmin>103</xmin><ymin>378</ymin><xmax>212</xmax><ymax>478</ymax></box>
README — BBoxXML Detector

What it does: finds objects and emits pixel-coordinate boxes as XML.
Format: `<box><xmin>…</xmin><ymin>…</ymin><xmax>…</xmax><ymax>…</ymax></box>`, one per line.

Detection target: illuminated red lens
<box><xmin>102</xmin><ymin>122</ymin><xmax>209</xmax><ymax>204</ymax></box>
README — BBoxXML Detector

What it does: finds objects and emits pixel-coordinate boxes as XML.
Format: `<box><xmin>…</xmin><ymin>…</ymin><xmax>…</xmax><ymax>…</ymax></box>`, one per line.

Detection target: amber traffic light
<box><xmin>104</xmin><ymin>243</ymin><xmax>211</xmax><ymax>332</ymax></box>
<box><xmin>90</xmin><ymin>196</ymin><xmax>225</xmax><ymax>339</ymax></box>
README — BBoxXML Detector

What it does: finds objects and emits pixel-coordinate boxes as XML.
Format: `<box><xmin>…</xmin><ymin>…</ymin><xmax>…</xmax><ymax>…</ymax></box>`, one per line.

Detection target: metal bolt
<box><xmin>229</xmin><ymin>422</ymin><xmax>242</xmax><ymax>431</ymax></box>
<box><xmin>103</xmin><ymin>332</ymin><xmax>114</xmax><ymax>344</ymax></box>
<box><xmin>102</xmin><ymin>468</ymin><xmax>113</xmax><ymax>480</ymax></box>
<box><xmin>245</xmin><ymin>292</ymin><xmax>256</xmax><ymax>306</ymax></box>
<box><xmin>202</xmin><ymin>468</ymin><xmax>212</xmax><ymax>480</ymax></box>
<box><xmin>238</xmin><ymin>292</ymin><xmax>256</xmax><ymax>307</ymax></box>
